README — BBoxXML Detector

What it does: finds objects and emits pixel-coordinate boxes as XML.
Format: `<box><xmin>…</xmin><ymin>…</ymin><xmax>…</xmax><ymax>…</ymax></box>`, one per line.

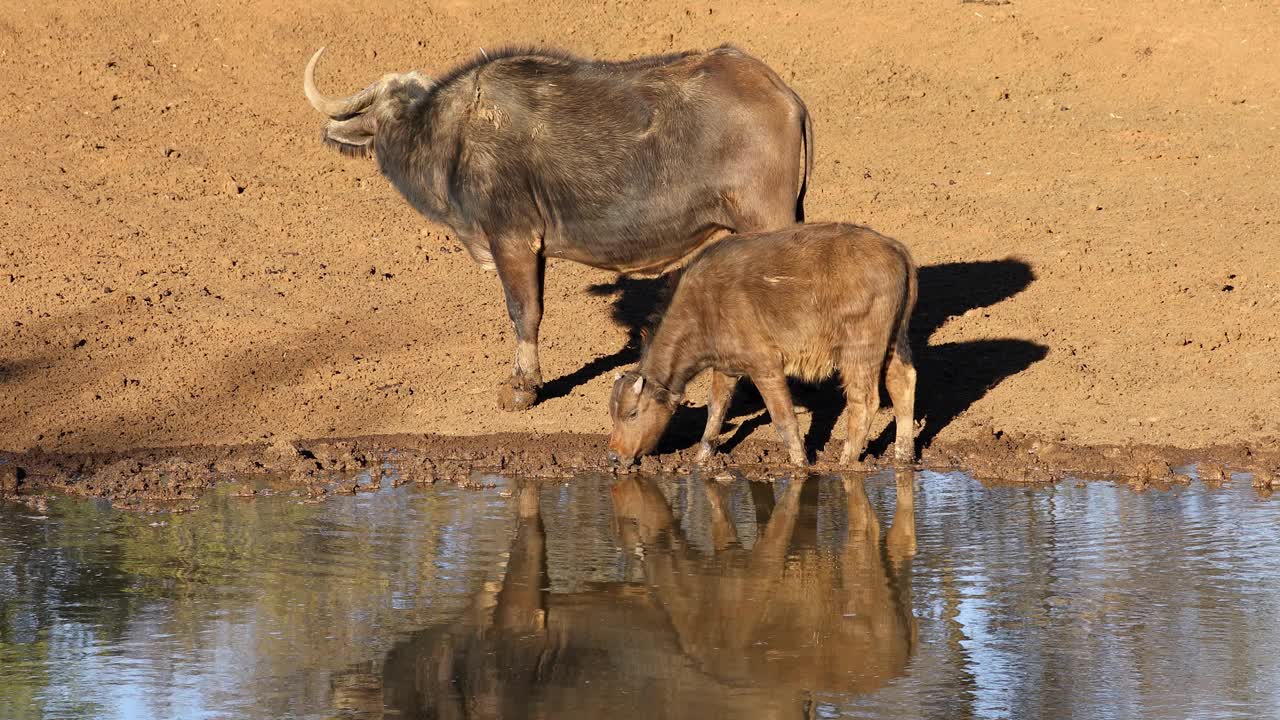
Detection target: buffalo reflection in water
<box><xmin>330</xmin><ymin>472</ymin><xmax>918</xmax><ymax>719</ymax></box>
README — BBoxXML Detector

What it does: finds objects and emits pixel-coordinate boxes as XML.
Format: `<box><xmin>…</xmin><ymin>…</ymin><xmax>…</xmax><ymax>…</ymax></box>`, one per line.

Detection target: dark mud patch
<box><xmin>2</xmin><ymin>430</ymin><xmax>1278</xmax><ymax>510</ymax></box>
<box><xmin>925</xmin><ymin>430</ymin><xmax>1279</xmax><ymax>494</ymax></box>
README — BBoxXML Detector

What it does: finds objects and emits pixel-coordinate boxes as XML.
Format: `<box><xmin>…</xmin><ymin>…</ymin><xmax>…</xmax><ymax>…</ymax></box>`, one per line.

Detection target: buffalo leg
<box><xmin>493</xmin><ymin>482</ymin><xmax>549</xmax><ymax>634</ymax></box>
<box><xmin>703</xmin><ymin>480</ymin><xmax>739</xmax><ymax>550</ymax></box>
<box><xmin>492</xmin><ymin>240</ymin><xmax>545</xmax><ymax>411</ymax></box>
<box><xmin>728</xmin><ymin>183</ymin><xmax>800</xmax><ymax>234</ymax></box>
<box><xmin>886</xmin><ymin>468</ymin><xmax>918</xmax><ymax>565</ymax></box>
<box><xmin>753</xmin><ymin>371</ymin><xmax>807</xmax><ymax>467</ymax></box>
<box><xmin>839</xmin><ymin>359</ymin><xmax>879</xmax><ymax>465</ymax></box>
<box><xmin>695</xmin><ymin>370</ymin><xmax>738</xmax><ymax>463</ymax></box>
<box><xmin>885</xmin><ymin>350</ymin><xmax>917</xmax><ymax>463</ymax></box>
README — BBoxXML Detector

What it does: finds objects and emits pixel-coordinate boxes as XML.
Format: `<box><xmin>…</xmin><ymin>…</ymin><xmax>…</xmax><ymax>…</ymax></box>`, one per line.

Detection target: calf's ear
<box><xmin>631</xmin><ymin>375</ymin><xmax>645</xmax><ymax>395</ymax></box>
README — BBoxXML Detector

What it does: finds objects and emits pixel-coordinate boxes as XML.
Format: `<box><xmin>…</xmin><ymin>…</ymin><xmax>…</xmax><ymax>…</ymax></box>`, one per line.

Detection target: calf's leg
<box><xmin>752</xmin><ymin>371</ymin><xmax>808</xmax><ymax>467</ymax></box>
<box><xmin>492</xmin><ymin>239</ymin><xmax>546</xmax><ymax>411</ymax></box>
<box><xmin>885</xmin><ymin>350</ymin><xmax>917</xmax><ymax>463</ymax></box>
<box><xmin>695</xmin><ymin>370</ymin><xmax>738</xmax><ymax>463</ymax></box>
<box><xmin>838</xmin><ymin>356</ymin><xmax>880</xmax><ymax>465</ymax></box>
<box><xmin>703</xmin><ymin>480</ymin><xmax>740</xmax><ymax>550</ymax></box>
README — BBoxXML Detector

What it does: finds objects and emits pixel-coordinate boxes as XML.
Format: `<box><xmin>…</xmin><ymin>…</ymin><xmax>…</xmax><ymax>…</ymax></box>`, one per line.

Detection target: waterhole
<box><xmin>2</xmin><ymin>469</ymin><xmax>1277</xmax><ymax>719</ymax></box>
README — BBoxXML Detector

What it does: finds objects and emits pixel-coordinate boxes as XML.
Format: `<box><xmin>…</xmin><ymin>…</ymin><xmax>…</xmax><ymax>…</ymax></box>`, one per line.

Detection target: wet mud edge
<box><xmin>1</xmin><ymin>430</ymin><xmax>1277</xmax><ymax>512</ymax></box>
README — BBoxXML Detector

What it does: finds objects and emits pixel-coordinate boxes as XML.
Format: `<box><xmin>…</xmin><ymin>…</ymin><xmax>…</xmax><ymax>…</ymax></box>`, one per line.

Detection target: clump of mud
<box><xmin>0</xmin><ymin>464</ymin><xmax>21</xmax><ymax>499</ymax></box>
<box><xmin>3</xmin><ymin>430</ymin><xmax>1278</xmax><ymax>510</ymax></box>
<box><xmin>1251</xmin><ymin>466</ymin><xmax>1277</xmax><ymax>499</ymax></box>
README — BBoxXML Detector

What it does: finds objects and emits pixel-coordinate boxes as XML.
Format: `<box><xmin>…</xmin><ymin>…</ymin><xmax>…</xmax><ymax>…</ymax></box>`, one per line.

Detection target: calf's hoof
<box><xmin>694</xmin><ymin>441</ymin><xmax>717</xmax><ymax>464</ymax></box>
<box><xmin>893</xmin><ymin>445</ymin><xmax>915</xmax><ymax>465</ymax></box>
<box><xmin>497</xmin><ymin>379</ymin><xmax>540</xmax><ymax>412</ymax></box>
<box><xmin>839</xmin><ymin>441</ymin><xmax>867</xmax><ymax>466</ymax></box>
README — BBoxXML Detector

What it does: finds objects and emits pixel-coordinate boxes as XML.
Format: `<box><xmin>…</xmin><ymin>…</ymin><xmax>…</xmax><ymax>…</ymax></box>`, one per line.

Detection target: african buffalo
<box><xmin>303</xmin><ymin>44</ymin><xmax>812</xmax><ymax>411</ymax></box>
<box><xmin>607</xmin><ymin>222</ymin><xmax>918</xmax><ymax>467</ymax></box>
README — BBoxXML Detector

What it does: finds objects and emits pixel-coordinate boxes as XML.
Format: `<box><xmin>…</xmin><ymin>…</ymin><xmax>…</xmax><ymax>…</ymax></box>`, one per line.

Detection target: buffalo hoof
<box><xmin>497</xmin><ymin>379</ymin><xmax>539</xmax><ymax>412</ymax></box>
<box><xmin>893</xmin><ymin>444</ymin><xmax>915</xmax><ymax>465</ymax></box>
<box><xmin>838</xmin><ymin>442</ymin><xmax>864</xmax><ymax>466</ymax></box>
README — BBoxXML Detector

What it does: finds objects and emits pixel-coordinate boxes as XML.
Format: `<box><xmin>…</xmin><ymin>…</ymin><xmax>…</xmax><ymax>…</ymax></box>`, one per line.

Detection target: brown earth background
<box><xmin>2</xmin><ymin>0</ymin><xmax>1278</xmax><ymax>460</ymax></box>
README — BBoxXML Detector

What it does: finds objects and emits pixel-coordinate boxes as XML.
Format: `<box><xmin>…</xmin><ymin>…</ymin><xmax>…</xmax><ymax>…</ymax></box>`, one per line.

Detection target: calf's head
<box><xmin>303</xmin><ymin>47</ymin><xmax>430</xmax><ymax>157</ymax></box>
<box><xmin>607</xmin><ymin>371</ymin><xmax>678</xmax><ymax>466</ymax></box>
<box><xmin>609</xmin><ymin>476</ymin><xmax>676</xmax><ymax>546</ymax></box>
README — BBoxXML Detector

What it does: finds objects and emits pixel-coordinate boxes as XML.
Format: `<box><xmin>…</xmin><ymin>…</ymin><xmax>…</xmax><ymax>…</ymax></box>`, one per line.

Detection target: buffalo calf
<box><xmin>607</xmin><ymin>222</ymin><xmax>917</xmax><ymax>467</ymax></box>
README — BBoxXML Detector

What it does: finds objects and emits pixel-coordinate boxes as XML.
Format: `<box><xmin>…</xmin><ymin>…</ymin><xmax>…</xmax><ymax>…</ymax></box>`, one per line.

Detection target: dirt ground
<box><xmin>2</xmin><ymin>0</ymin><xmax>1278</xmax><ymax>484</ymax></box>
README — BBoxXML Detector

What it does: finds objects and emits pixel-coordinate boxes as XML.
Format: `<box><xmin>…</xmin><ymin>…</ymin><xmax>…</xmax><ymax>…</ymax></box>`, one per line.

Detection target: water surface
<box><xmin>2</xmin><ymin>470</ymin><xmax>1277</xmax><ymax>719</ymax></box>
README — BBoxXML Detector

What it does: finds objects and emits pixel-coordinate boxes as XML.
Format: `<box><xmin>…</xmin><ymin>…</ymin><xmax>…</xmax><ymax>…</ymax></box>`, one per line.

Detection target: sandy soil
<box><xmin>2</xmin><ymin>0</ymin><xmax>1278</xmax><ymax>471</ymax></box>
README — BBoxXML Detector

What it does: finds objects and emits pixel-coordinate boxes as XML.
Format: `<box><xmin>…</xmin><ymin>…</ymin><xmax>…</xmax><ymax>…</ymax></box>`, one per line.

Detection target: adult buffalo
<box><xmin>304</xmin><ymin>44</ymin><xmax>813</xmax><ymax>410</ymax></box>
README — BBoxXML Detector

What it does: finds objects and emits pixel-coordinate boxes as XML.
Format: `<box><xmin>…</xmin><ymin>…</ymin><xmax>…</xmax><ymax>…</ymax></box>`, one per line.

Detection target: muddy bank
<box><xmin>3</xmin><ymin>430</ymin><xmax>1276</xmax><ymax>512</ymax></box>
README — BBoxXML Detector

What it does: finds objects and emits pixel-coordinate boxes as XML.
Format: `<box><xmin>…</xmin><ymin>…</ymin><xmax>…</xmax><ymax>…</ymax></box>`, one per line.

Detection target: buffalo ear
<box><xmin>631</xmin><ymin>375</ymin><xmax>645</xmax><ymax>395</ymax></box>
<box><xmin>323</xmin><ymin>113</ymin><xmax>378</xmax><ymax>155</ymax></box>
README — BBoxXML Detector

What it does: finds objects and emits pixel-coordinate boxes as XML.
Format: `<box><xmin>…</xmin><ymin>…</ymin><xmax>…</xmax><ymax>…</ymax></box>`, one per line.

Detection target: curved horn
<box><xmin>303</xmin><ymin>47</ymin><xmax>379</xmax><ymax>120</ymax></box>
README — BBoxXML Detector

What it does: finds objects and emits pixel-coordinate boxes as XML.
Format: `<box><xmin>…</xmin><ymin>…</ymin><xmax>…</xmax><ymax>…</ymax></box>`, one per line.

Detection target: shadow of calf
<box><xmin>550</xmin><ymin>257</ymin><xmax>1048</xmax><ymax>457</ymax></box>
<box><xmin>895</xmin><ymin>258</ymin><xmax>1049</xmax><ymax>450</ymax></box>
<box><xmin>662</xmin><ymin>258</ymin><xmax>1049</xmax><ymax>458</ymax></box>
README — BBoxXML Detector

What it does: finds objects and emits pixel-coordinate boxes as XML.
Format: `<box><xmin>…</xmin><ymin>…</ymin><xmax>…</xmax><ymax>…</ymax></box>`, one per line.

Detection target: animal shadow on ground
<box><xmin>882</xmin><ymin>259</ymin><xmax>1050</xmax><ymax>453</ymax></box>
<box><xmin>539</xmin><ymin>274</ymin><xmax>677</xmax><ymax>402</ymax></box>
<box><xmin>731</xmin><ymin>258</ymin><xmax>1049</xmax><ymax>458</ymax></box>
<box><xmin>549</xmin><ymin>259</ymin><xmax>1049</xmax><ymax>459</ymax></box>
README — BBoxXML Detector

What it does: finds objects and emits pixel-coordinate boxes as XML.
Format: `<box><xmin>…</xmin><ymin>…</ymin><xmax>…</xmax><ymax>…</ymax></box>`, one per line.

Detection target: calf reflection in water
<box><xmin>331</xmin><ymin>473</ymin><xmax>918</xmax><ymax>719</ymax></box>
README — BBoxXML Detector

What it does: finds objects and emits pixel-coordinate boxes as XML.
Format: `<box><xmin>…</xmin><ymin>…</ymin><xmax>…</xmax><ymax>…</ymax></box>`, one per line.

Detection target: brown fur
<box><xmin>304</xmin><ymin>45</ymin><xmax>814</xmax><ymax>412</ymax></box>
<box><xmin>608</xmin><ymin>222</ymin><xmax>919</xmax><ymax>466</ymax></box>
